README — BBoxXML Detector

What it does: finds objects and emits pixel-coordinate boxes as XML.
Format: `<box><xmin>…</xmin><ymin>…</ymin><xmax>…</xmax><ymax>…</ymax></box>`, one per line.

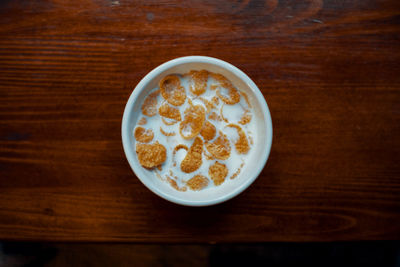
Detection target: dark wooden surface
<box><xmin>0</xmin><ymin>0</ymin><xmax>399</xmax><ymax>242</ymax></box>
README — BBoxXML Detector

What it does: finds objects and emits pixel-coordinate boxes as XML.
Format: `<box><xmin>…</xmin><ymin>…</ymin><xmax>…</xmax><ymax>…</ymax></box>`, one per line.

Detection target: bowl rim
<box><xmin>121</xmin><ymin>56</ymin><xmax>273</xmax><ymax>206</ymax></box>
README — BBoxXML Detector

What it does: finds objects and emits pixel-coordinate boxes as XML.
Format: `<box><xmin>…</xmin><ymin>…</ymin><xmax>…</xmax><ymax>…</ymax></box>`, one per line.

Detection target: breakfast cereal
<box><xmin>186</xmin><ymin>175</ymin><xmax>209</xmax><ymax>191</ymax></box>
<box><xmin>209</xmin><ymin>162</ymin><xmax>228</xmax><ymax>186</ymax></box>
<box><xmin>135</xmin><ymin>142</ymin><xmax>166</xmax><ymax>168</ymax></box>
<box><xmin>180</xmin><ymin>137</ymin><xmax>203</xmax><ymax>173</ymax></box>
<box><xmin>133</xmin><ymin>70</ymin><xmax>255</xmax><ymax>191</ymax></box>
<box><xmin>134</xmin><ymin>127</ymin><xmax>154</xmax><ymax>143</ymax></box>
<box><xmin>159</xmin><ymin>75</ymin><xmax>186</xmax><ymax>106</ymax></box>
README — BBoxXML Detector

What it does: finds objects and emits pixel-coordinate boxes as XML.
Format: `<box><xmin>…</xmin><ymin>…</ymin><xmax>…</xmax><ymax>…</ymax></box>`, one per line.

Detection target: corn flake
<box><xmin>134</xmin><ymin>127</ymin><xmax>154</xmax><ymax>143</ymax></box>
<box><xmin>166</xmin><ymin>176</ymin><xmax>187</xmax><ymax>192</ymax></box>
<box><xmin>200</xmin><ymin>120</ymin><xmax>216</xmax><ymax>141</ymax></box>
<box><xmin>209</xmin><ymin>162</ymin><xmax>228</xmax><ymax>186</ymax></box>
<box><xmin>226</xmin><ymin>124</ymin><xmax>250</xmax><ymax>154</ymax></box>
<box><xmin>179</xmin><ymin>104</ymin><xmax>206</xmax><ymax>139</ymax></box>
<box><xmin>240</xmin><ymin>91</ymin><xmax>252</xmax><ymax>108</ymax></box>
<box><xmin>161</xmin><ymin>117</ymin><xmax>178</xmax><ymax>125</ymax></box>
<box><xmin>173</xmin><ymin>144</ymin><xmax>188</xmax><ymax>167</ymax></box>
<box><xmin>180</xmin><ymin>137</ymin><xmax>203</xmax><ymax>173</ymax></box>
<box><xmin>238</xmin><ymin>110</ymin><xmax>252</xmax><ymax>125</ymax></box>
<box><xmin>189</xmin><ymin>70</ymin><xmax>208</xmax><ymax>96</ymax></box>
<box><xmin>211</xmin><ymin>73</ymin><xmax>240</xmax><ymax>105</ymax></box>
<box><xmin>159</xmin><ymin>75</ymin><xmax>186</xmax><ymax>106</ymax></box>
<box><xmin>136</xmin><ymin>141</ymin><xmax>167</xmax><ymax>168</ymax></box>
<box><xmin>205</xmin><ymin>131</ymin><xmax>231</xmax><ymax>160</ymax></box>
<box><xmin>159</xmin><ymin>102</ymin><xmax>181</xmax><ymax>121</ymax></box>
<box><xmin>141</xmin><ymin>90</ymin><xmax>159</xmax><ymax>117</ymax></box>
<box><xmin>137</xmin><ymin>117</ymin><xmax>147</xmax><ymax>125</ymax></box>
<box><xmin>160</xmin><ymin>127</ymin><xmax>176</xmax><ymax>136</ymax></box>
<box><xmin>186</xmin><ymin>175</ymin><xmax>209</xmax><ymax>191</ymax></box>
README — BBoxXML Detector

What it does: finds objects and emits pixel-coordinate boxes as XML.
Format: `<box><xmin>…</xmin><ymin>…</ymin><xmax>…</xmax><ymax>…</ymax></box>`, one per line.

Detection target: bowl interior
<box><xmin>123</xmin><ymin>59</ymin><xmax>271</xmax><ymax>206</ymax></box>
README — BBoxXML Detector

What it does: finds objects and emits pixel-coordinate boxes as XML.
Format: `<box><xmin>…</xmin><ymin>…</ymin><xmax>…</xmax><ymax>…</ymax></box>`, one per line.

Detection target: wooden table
<box><xmin>0</xmin><ymin>0</ymin><xmax>399</xmax><ymax>242</ymax></box>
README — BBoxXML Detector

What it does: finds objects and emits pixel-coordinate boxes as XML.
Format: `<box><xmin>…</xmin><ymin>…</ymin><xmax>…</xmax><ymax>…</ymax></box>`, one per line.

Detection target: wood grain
<box><xmin>0</xmin><ymin>0</ymin><xmax>399</xmax><ymax>242</ymax></box>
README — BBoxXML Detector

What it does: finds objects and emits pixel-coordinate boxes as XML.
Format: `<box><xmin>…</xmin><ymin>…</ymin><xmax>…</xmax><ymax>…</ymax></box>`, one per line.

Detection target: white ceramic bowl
<box><xmin>122</xmin><ymin>56</ymin><xmax>273</xmax><ymax>206</ymax></box>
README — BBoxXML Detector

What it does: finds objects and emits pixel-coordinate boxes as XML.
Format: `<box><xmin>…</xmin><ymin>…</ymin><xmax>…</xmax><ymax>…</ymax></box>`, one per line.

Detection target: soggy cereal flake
<box><xmin>166</xmin><ymin>176</ymin><xmax>187</xmax><ymax>192</ymax></box>
<box><xmin>220</xmin><ymin>105</ymin><xmax>229</xmax><ymax>123</ymax></box>
<box><xmin>210</xmin><ymin>84</ymin><xmax>218</xmax><ymax>90</ymax></box>
<box><xmin>141</xmin><ymin>90</ymin><xmax>159</xmax><ymax>117</ymax></box>
<box><xmin>211</xmin><ymin>73</ymin><xmax>240</xmax><ymax>105</ymax></box>
<box><xmin>200</xmin><ymin>120</ymin><xmax>216</xmax><ymax>141</ymax></box>
<box><xmin>160</xmin><ymin>127</ymin><xmax>176</xmax><ymax>136</ymax></box>
<box><xmin>159</xmin><ymin>75</ymin><xmax>186</xmax><ymax>106</ymax></box>
<box><xmin>179</xmin><ymin>104</ymin><xmax>206</xmax><ymax>139</ymax></box>
<box><xmin>137</xmin><ymin>117</ymin><xmax>147</xmax><ymax>125</ymax></box>
<box><xmin>217</xmin><ymin>86</ymin><xmax>240</xmax><ymax>105</ymax></box>
<box><xmin>209</xmin><ymin>162</ymin><xmax>228</xmax><ymax>186</ymax></box>
<box><xmin>230</xmin><ymin>162</ymin><xmax>245</xmax><ymax>179</ymax></box>
<box><xmin>238</xmin><ymin>110</ymin><xmax>252</xmax><ymax>125</ymax></box>
<box><xmin>174</xmin><ymin>144</ymin><xmax>189</xmax><ymax>153</ymax></box>
<box><xmin>205</xmin><ymin>131</ymin><xmax>231</xmax><ymax>160</ymax></box>
<box><xmin>181</xmin><ymin>137</ymin><xmax>203</xmax><ymax>173</ymax></box>
<box><xmin>210</xmin><ymin>73</ymin><xmax>230</xmax><ymax>85</ymax></box>
<box><xmin>189</xmin><ymin>70</ymin><xmax>208</xmax><ymax>96</ymax></box>
<box><xmin>226</xmin><ymin>124</ymin><xmax>250</xmax><ymax>154</ymax></box>
<box><xmin>186</xmin><ymin>175</ymin><xmax>209</xmax><ymax>191</ymax></box>
<box><xmin>134</xmin><ymin>127</ymin><xmax>154</xmax><ymax>143</ymax></box>
<box><xmin>161</xmin><ymin>117</ymin><xmax>178</xmax><ymax>125</ymax></box>
<box><xmin>208</xmin><ymin>111</ymin><xmax>222</xmax><ymax>122</ymax></box>
<box><xmin>159</xmin><ymin>102</ymin><xmax>182</xmax><ymax>121</ymax></box>
<box><xmin>136</xmin><ymin>141</ymin><xmax>167</xmax><ymax>168</ymax></box>
<box><xmin>240</xmin><ymin>91</ymin><xmax>252</xmax><ymax>108</ymax></box>
<box><xmin>173</xmin><ymin>144</ymin><xmax>188</xmax><ymax>167</ymax></box>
